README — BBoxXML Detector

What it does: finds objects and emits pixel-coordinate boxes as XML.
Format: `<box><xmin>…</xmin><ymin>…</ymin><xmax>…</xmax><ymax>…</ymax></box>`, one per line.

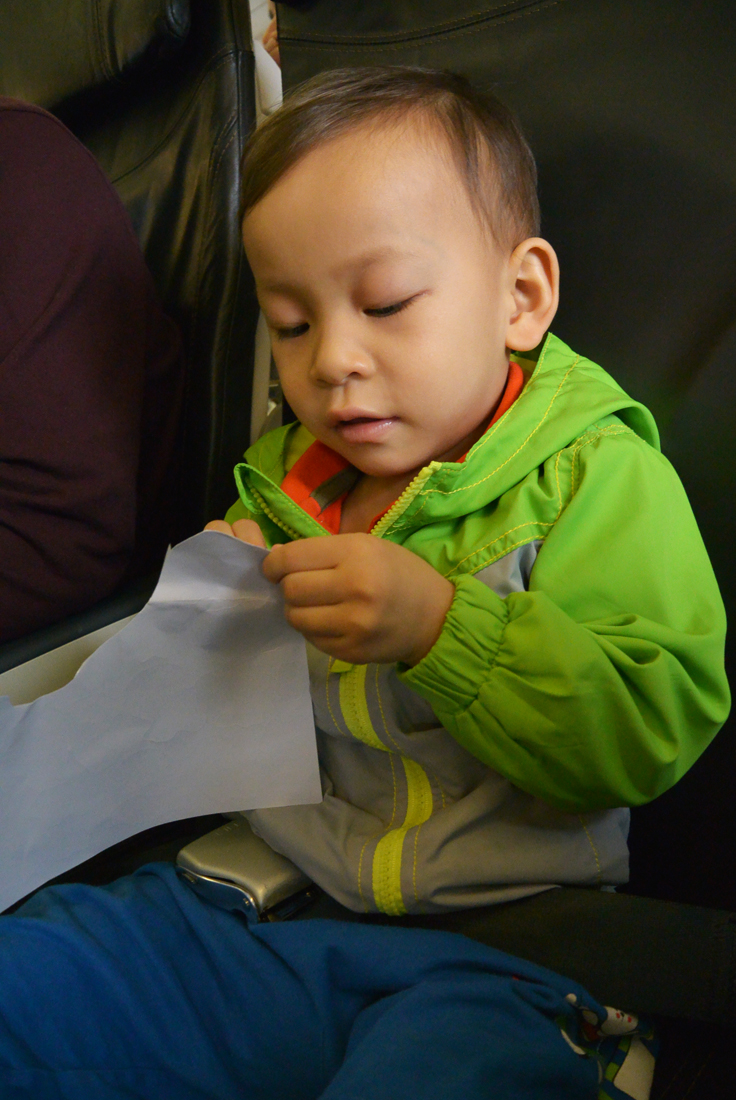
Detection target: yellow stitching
<box><xmin>465</xmin><ymin>340</ymin><xmax>550</xmax><ymax>461</ymax></box>
<box><xmin>573</xmin><ymin>426</ymin><xmax>630</xmax><ymax>450</ymax></box>
<box><xmin>445</xmin><ymin>448</ymin><xmax>565</xmax><ymax>577</ymax></box>
<box><xmin>569</xmin><ymin>439</ymin><xmax>581</xmax><ymax>496</ymax></box>
<box><xmin>430</xmin><ymin>771</ymin><xmax>447</xmax><ymax>810</ymax></box>
<box><xmin>456</xmin><ymin>365</ymin><xmax>534</xmax><ymax>457</ymax></box>
<box><xmin>356</xmin><ymin>836</ymin><xmax>373</xmax><ymax>912</ymax></box>
<box><xmin>416</xmin><ymin>357</ymin><xmax>581</xmax><ymax>500</ymax></box>
<box><xmin>570</xmin><ymin>428</ymin><xmax>630</xmax><ymax>497</ymax></box>
<box><xmin>325</xmin><ymin>657</ymin><xmax>351</xmax><ymax>738</ymax></box>
<box><xmin>578</xmin><ymin>815</ymin><xmax>602</xmax><ymax>885</ymax></box>
<box><xmin>374</xmin><ymin>665</ymin><xmax>405</xmax><ymax>754</ymax></box>
<box><xmin>445</xmin><ymin>427</ymin><xmax>630</xmax><ymax>578</ymax></box>
<box><xmin>553</xmin><ymin>447</ymin><xmax>563</xmax><ymax>516</ymax></box>
<box><xmin>412</xmin><ymin>824</ymin><xmax>422</xmax><ymax>904</ymax></box>
<box><xmin>446</xmin><ymin>531</ymin><xmax>551</xmax><ymax>580</ymax></box>
<box><xmin>571</xmin><ymin>425</ymin><xmax>630</xmax><ymax>450</ymax></box>
<box><xmin>380</xmin><ymin>346</ymin><xmax>564</xmax><ymax>532</ymax></box>
<box><xmin>395</xmin><ymin>349</ymin><xmax>572</xmax><ymax>530</ymax></box>
<box><xmin>386</xmin><ymin>751</ymin><xmax>399</xmax><ymax>830</ymax></box>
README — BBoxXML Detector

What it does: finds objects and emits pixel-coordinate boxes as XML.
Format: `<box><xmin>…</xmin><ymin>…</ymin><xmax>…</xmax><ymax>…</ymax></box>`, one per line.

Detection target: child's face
<box><xmin>243</xmin><ymin>121</ymin><xmax>519</xmax><ymax>480</ymax></box>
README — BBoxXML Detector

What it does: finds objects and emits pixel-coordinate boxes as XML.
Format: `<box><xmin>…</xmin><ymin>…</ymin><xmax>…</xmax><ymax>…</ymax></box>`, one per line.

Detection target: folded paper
<box><xmin>0</xmin><ymin>531</ymin><xmax>321</xmax><ymax>912</ymax></box>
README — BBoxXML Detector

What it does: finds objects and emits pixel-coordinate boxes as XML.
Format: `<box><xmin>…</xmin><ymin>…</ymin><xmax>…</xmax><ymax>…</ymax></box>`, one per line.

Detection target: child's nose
<box><xmin>309</xmin><ymin>323</ymin><xmax>373</xmax><ymax>386</ymax></box>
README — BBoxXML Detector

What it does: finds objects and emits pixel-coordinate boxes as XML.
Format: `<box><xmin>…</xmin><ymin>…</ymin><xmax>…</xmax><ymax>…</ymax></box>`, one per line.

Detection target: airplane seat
<box><xmin>0</xmin><ymin>0</ymin><xmax>260</xmax><ymax>675</ymax></box>
<box><xmin>272</xmin><ymin>0</ymin><xmax>736</xmax><ymax>917</ymax></box>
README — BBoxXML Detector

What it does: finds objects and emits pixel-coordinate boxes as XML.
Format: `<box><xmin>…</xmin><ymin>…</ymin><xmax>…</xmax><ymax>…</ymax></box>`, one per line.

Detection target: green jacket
<box><xmin>227</xmin><ymin>333</ymin><xmax>729</xmax><ymax>914</ymax></box>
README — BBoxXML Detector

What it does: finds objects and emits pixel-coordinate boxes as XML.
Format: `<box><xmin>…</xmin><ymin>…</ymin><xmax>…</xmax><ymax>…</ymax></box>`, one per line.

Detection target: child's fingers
<box><xmin>262</xmin><ymin>19</ymin><xmax>280</xmax><ymax>66</ymax></box>
<box><xmin>263</xmin><ymin>537</ymin><xmax>336</xmax><ymax>583</ymax></box>
<box><xmin>281</xmin><ymin>568</ymin><xmax>345</xmax><ymax>607</ymax></box>
<box><xmin>285</xmin><ymin>604</ymin><xmax>346</xmax><ymax>639</ymax></box>
<box><xmin>231</xmin><ymin>518</ymin><xmax>267</xmax><ymax>547</ymax></box>
<box><xmin>204</xmin><ymin>518</ymin><xmax>267</xmax><ymax>548</ymax></box>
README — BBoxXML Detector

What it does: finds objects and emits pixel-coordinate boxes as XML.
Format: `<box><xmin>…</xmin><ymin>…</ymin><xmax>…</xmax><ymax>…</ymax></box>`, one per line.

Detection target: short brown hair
<box><xmin>239</xmin><ymin>66</ymin><xmax>540</xmax><ymax>248</ymax></box>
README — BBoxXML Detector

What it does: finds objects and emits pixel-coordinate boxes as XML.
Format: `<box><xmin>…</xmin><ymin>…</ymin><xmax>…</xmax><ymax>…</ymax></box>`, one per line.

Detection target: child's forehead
<box><xmin>242</xmin><ymin>115</ymin><xmax>506</xmax><ymax>290</ymax></box>
<box><xmin>295</xmin><ymin>112</ymin><xmax>458</xmax><ymax>184</ymax></box>
<box><xmin>251</xmin><ymin>116</ymin><xmax>475</xmax><ymax>234</ymax></box>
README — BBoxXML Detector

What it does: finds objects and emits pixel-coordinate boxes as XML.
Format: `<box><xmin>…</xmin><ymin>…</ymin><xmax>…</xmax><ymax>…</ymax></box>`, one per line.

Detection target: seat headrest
<box><xmin>0</xmin><ymin>0</ymin><xmax>191</xmax><ymax>109</ymax></box>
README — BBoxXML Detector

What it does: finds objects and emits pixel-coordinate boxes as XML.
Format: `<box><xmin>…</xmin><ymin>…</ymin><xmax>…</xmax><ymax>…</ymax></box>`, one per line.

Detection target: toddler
<box><xmin>208</xmin><ymin>65</ymin><xmax>728</xmax><ymax>917</ymax></box>
<box><xmin>0</xmin><ymin>66</ymin><xmax>729</xmax><ymax>1100</ymax></box>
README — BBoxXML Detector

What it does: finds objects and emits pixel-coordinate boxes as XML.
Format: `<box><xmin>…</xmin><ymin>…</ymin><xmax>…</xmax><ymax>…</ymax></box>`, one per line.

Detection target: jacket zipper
<box><xmin>370</xmin><ymin>462</ymin><xmax>441</xmax><ymax>538</ymax></box>
<box><xmin>248</xmin><ymin>460</ymin><xmax>442</xmax><ymax>542</ymax></box>
<box><xmin>249</xmin><ymin>485</ymin><xmax>304</xmax><ymax>542</ymax></box>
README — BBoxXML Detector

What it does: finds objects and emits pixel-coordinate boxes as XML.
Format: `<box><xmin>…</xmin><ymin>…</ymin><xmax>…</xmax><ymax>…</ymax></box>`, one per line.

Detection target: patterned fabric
<box><xmin>559</xmin><ymin>995</ymin><xmax>658</xmax><ymax>1099</ymax></box>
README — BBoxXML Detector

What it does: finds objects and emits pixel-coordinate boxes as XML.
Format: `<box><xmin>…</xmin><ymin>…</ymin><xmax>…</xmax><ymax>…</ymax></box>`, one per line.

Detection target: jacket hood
<box><xmin>235</xmin><ymin>332</ymin><xmax>659</xmax><ymax>539</ymax></box>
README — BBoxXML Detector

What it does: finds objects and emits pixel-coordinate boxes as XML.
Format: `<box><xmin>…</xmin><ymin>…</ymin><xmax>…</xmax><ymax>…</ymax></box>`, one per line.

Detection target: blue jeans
<box><xmin>0</xmin><ymin>863</ymin><xmax>601</xmax><ymax>1099</ymax></box>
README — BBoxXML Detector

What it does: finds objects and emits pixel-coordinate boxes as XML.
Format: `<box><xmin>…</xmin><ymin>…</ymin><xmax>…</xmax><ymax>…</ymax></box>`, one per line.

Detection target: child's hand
<box><xmin>204</xmin><ymin>519</ymin><xmax>266</xmax><ymax>548</ymax></box>
<box><xmin>262</xmin><ymin>534</ymin><xmax>455</xmax><ymax>666</ymax></box>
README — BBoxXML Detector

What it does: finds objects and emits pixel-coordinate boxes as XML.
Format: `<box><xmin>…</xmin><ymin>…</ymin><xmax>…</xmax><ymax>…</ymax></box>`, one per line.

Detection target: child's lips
<box><xmin>332</xmin><ymin>414</ymin><xmax>398</xmax><ymax>444</ymax></box>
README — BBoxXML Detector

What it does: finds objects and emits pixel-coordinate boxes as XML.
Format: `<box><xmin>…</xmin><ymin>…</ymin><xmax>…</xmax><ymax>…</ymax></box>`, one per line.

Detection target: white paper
<box><xmin>0</xmin><ymin>531</ymin><xmax>321</xmax><ymax>912</ymax></box>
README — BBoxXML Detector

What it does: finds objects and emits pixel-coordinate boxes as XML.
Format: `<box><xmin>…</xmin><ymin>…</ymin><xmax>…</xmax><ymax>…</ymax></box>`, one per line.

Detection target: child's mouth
<box><xmin>334</xmin><ymin>416</ymin><xmax>398</xmax><ymax>444</ymax></box>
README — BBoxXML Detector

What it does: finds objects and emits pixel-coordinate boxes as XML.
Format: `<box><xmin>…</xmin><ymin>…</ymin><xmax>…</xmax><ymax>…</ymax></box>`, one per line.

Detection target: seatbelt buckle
<box><xmin>176</xmin><ymin>816</ymin><xmax>318</xmax><ymax>923</ymax></box>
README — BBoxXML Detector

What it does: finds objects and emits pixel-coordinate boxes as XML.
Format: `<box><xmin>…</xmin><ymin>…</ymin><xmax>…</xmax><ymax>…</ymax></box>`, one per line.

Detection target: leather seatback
<box><xmin>276</xmin><ymin>0</ymin><xmax>736</xmax><ymax>909</ymax></box>
<box><xmin>0</xmin><ymin>1</ymin><xmax>190</xmax><ymax>108</ymax></box>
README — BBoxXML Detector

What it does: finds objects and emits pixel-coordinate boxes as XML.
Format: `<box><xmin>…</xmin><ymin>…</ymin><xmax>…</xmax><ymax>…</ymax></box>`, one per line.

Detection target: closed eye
<box><xmin>273</xmin><ymin>321</ymin><xmax>309</xmax><ymax>340</ymax></box>
<box><xmin>364</xmin><ymin>295</ymin><xmax>419</xmax><ymax>318</ymax></box>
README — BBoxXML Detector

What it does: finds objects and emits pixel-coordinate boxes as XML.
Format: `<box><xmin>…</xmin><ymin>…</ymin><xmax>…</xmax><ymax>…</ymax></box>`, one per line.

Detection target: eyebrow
<box><xmin>341</xmin><ymin>244</ymin><xmax>425</xmax><ymax>271</ymax></box>
<box><xmin>257</xmin><ymin>244</ymin><xmax>430</xmax><ymax>295</ymax></box>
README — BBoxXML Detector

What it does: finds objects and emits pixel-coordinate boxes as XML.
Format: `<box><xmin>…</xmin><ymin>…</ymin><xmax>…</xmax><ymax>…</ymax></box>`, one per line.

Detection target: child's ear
<box><xmin>504</xmin><ymin>238</ymin><xmax>559</xmax><ymax>353</ymax></box>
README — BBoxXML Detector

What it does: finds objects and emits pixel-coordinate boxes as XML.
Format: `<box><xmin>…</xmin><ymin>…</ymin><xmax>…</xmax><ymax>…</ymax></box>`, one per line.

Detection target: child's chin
<box><xmin>350</xmin><ymin>454</ymin><xmax>424</xmax><ymax>481</ymax></box>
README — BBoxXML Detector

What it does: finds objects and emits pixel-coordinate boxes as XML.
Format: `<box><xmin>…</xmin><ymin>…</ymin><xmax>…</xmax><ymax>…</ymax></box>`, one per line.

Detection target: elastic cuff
<box><xmin>399</xmin><ymin>573</ymin><xmax>508</xmax><ymax>715</ymax></box>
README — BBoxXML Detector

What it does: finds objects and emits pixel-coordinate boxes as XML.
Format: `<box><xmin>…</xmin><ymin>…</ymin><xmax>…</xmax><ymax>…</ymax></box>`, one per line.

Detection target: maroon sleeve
<box><xmin>0</xmin><ymin>99</ymin><xmax>183</xmax><ymax>643</ymax></box>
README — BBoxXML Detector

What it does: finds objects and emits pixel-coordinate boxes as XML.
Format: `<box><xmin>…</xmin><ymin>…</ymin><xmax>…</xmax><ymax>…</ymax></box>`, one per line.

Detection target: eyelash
<box><xmin>273</xmin><ymin>297</ymin><xmax>415</xmax><ymax>340</ymax></box>
<box><xmin>365</xmin><ymin>298</ymin><xmax>412</xmax><ymax>318</ymax></box>
<box><xmin>274</xmin><ymin>322</ymin><xmax>309</xmax><ymax>341</ymax></box>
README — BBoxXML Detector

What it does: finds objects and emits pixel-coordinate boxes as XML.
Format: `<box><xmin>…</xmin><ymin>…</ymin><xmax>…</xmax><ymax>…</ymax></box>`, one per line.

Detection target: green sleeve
<box><xmin>400</xmin><ymin>432</ymin><xmax>730</xmax><ymax>812</ymax></box>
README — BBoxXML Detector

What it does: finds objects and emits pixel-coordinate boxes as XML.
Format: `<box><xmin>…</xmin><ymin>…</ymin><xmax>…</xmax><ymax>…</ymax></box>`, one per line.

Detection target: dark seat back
<box><xmin>276</xmin><ymin>0</ymin><xmax>736</xmax><ymax>910</ymax></box>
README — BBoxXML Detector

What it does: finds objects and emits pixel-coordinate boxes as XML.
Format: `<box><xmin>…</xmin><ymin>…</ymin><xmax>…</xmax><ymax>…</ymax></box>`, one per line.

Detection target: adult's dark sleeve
<box><xmin>0</xmin><ymin>99</ymin><xmax>183</xmax><ymax>644</ymax></box>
